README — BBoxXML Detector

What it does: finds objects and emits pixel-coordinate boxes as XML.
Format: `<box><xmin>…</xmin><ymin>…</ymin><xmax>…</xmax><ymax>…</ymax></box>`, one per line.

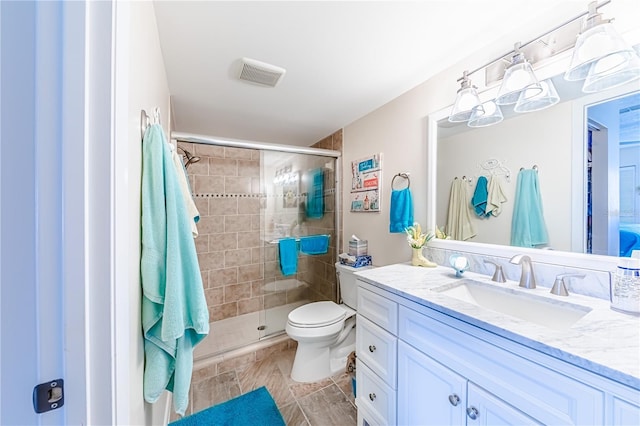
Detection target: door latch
<box><xmin>33</xmin><ymin>379</ymin><xmax>64</xmax><ymax>413</ymax></box>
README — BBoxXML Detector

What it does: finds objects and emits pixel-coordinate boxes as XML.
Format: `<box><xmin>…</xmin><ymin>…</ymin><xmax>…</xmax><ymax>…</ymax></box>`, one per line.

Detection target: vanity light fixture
<box><xmin>448</xmin><ymin>71</ymin><xmax>484</xmax><ymax>123</ymax></box>
<box><xmin>468</xmin><ymin>100</ymin><xmax>504</xmax><ymax>127</ymax></box>
<box><xmin>582</xmin><ymin>49</ymin><xmax>640</xmax><ymax>92</ymax></box>
<box><xmin>514</xmin><ymin>78</ymin><xmax>561</xmax><ymax>113</ymax></box>
<box><xmin>565</xmin><ymin>1</ymin><xmax>639</xmax><ymax>84</ymax></box>
<box><xmin>495</xmin><ymin>43</ymin><xmax>542</xmax><ymax>106</ymax></box>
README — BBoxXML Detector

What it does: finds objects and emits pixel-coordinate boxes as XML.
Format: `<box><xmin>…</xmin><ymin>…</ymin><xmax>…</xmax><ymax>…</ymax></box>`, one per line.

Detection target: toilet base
<box><xmin>290</xmin><ymin>327</ymin><xmax>355</xmax><ymax>383</ymax></box>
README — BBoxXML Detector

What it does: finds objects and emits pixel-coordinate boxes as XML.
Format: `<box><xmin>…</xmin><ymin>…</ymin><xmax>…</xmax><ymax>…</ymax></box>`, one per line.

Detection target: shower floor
<box><xmin>194</xmin><ymin>301</ymin><xmax>307</xmax><ymax>361</ymax></box>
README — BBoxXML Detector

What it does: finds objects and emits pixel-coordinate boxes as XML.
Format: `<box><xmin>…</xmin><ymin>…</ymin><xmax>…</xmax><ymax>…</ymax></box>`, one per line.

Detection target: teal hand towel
<box><xmin>471</xmin><ymin>176</ymin><xmax>490</xmax><ymax>217</ymax></box>
<box><xmin>300</xmin><ymin>235</ymin><xmax>329</xmax><ymax>255</ymax></box>
<box><xmin>141</xmin><ymin>124</ymin><xmax>209</xmax><ymax>416</ymax></box>
<box><xmin>510</xmin><ymin>169</ymin><xmax>549</xmax><ymax>247</ymax></box>
<box><xmin>389</xmin><ymin>188</ymin><xmax>414</xmax><ymax>233</ymax></box>
<box><xmin>279</xmin><ymin>237</ymin><xmax>298</xmax><ymax>276</ymax></box>
<box><xmin>306</xmin><ymin>168</ymin><xmax>324</xmax><ymax>219</ymax></box>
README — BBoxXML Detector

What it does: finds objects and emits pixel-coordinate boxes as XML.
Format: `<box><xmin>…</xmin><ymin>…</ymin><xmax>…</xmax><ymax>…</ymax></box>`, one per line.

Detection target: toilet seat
<box><xmin>287</xmin><ymin>301</ymin><xmax>346</xmax><ymax>328</ymax></box>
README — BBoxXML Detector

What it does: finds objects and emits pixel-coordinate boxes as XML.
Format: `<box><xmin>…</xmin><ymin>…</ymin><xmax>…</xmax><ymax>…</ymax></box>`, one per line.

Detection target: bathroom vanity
<box><xmin>354</xmin><ymin>264</ymin><xmax>640</xmax><ymax>426</ymax></box>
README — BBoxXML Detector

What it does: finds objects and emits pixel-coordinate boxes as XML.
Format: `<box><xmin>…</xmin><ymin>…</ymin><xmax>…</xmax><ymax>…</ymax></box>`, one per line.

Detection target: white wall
<box><xmin>343</xmin><ymin>1</ymin><xmax>639</xmax><ymax>267</ymax></box>
<box><xmin>115</xmin><ymin>1</ymin><xmax>171</xmax><ymax>424</ymax></box>
<box><xmin>436</xmin><ymin>103</ymin><xmax>573</xmax><ymax>251</ymax></box>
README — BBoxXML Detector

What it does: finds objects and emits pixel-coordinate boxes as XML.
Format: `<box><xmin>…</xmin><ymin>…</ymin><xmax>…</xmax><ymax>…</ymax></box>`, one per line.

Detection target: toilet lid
<box><xmin>288</xmin><ymin>301</ymin><xmax>346</xmax><ymax>328</ymax></box>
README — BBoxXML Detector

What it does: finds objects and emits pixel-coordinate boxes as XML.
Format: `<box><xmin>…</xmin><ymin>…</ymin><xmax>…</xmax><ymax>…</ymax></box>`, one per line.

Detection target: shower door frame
<box><xmin>172</xmin><ymin>131</ymin><xmax>342</xmax><ymax>340</ymax></box>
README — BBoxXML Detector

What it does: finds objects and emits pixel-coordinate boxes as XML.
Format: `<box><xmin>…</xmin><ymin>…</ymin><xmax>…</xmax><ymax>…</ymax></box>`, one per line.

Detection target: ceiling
<box><xmin>154</xmin><ymin>1</ymin><xmax>580</xmax><ymax>147</ymax></box>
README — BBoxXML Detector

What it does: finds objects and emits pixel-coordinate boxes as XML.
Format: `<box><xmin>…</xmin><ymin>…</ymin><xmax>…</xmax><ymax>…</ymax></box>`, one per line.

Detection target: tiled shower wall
<box><xmin>178</xmin><ymin>142</ymin><xmax>266</xmax><ymax>322</ymax></box>
<box><xmin>179</xmin><ymin>129</ymin><xmax>342</xmax><ymax>325</ymax></box>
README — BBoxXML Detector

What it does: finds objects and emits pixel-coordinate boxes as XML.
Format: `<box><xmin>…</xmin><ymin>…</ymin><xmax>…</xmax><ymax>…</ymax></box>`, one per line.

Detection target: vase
<box><xmin>411</xmin><ymin>247</ymin><xmax>437</xmax><ymax>267</ymax></box>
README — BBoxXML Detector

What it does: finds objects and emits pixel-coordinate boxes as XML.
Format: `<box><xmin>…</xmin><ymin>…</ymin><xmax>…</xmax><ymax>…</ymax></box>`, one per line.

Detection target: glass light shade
<box><xmin>582</xmin><ymin>52</ymin><xmax>640</xmax><ymax>93</ymax></box>
<box><xmin>565</xmin><ymin>22</ymin><xmax>636</xmax><ymax>81</ymax></box>
<box><xmin>467</xmin><ymin>100</ymin><xmax>503</xmax><ymax>127</ymax></box>
<box><xmin>448</xmin><ymin>86</ymin><xmax>484</xmax><ymax>123</ymax></box>
<box><xmin>496</xmin><ymin>58</ymin><xmax>542</xmax><ymax>105</ymax></box>
<box><xmin>514</xmin><ymin>79</ymin><xmax>560</xmax><ymax>113</ymax></box>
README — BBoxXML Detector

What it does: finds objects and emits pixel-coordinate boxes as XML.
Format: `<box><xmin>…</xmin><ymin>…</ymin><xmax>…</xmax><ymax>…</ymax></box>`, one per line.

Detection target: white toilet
<box><xmin>286</xmin><ymin>262</ymin><xmax>372</xmax><ymax>383</ymax></box>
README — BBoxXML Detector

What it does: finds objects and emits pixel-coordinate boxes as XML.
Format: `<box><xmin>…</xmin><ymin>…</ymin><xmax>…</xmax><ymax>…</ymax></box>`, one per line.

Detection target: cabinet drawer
<box><xmin>357</xmin><ymin>283</ymin><xmax>398</xmax><ymax>334</ymax></box>
<box><xmin>399</xmin><ymin>305</ymin><xmax>604</xmax><ymax>425</ymax></box>
<box><xmin>356</xmin><ymin>314</ymin><xmax>397</xmax><ymax>388</ymax></box>
<box><xmin>356</xmin><ymin>362</ymin><xmax>396</xmax><ymax>426</ymax></box>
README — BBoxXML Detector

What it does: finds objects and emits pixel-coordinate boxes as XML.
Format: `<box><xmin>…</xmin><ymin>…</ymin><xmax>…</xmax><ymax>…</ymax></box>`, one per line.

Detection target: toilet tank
<box><xmin>335</xmin><ymin>262</ymin><xmax>372</xmax><ymax>309</ymax></box>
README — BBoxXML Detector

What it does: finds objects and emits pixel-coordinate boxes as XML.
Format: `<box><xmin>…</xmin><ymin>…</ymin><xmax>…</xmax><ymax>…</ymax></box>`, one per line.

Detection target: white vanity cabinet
<box><xmin>356</xmin><ymin>284</ymin><xmax>398</xmax><ymax>426</ymax></box>
<box><xmin>356</xmin><ymin>278</ymin><xmax>640</xmax><ymax>426</ymax></box>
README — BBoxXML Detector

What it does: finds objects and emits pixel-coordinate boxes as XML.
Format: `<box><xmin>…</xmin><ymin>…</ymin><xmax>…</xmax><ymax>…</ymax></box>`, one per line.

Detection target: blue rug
<box><xmin>170</xmin><ymin>386</ymin><xmax>285</xmax><ymax>426</ymax></box>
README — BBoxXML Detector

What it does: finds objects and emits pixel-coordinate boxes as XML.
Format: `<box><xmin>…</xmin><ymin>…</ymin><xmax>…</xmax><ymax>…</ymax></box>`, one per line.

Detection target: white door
<box><xmin>1</xmin><ymin>1</ymin><xmax>117</xmax><ymax>424</ymax></box>
<box><xmin>397</xmin><ymin>341</ymin><xmax>466</xmax><ymax>426</ymax></box>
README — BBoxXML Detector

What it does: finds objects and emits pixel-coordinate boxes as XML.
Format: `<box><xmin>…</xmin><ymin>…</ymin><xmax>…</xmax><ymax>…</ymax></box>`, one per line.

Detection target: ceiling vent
<box><xmin>238</xmin><ymin>57</ymin><xmax>286</xmax><ymax>87</ymax></box>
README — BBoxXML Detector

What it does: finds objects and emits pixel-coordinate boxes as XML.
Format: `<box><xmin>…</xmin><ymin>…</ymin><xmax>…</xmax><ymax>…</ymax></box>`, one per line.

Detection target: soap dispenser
<box><xmin>610</xmin><ymin>251</ymin><xmax>640</xmax><ymax>315</ymax></box>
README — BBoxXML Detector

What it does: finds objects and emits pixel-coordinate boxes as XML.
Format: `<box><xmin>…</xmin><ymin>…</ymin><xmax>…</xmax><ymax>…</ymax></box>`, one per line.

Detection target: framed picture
<box><xmin>351</xmin><ymin>153</ymin><xmax>381</xmax><ymax>212</ymax></box>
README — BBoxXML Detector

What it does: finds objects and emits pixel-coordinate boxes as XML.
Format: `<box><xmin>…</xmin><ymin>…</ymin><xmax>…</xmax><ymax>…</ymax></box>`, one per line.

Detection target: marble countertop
<box><xmin>355</xmin><ymin>263</ymin><xmax>640</xmax><ymax>390</ymax></box>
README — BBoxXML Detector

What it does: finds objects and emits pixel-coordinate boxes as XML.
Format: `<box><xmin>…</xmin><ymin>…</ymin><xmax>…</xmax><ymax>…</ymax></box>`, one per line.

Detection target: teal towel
<box><xmin>279</xmin><ymin>237</ymin><xmax>298</xmax><ymax>276</ymax></box>
<box><xmin>510</xmin><ymin>169</ymin><xmax>549</xmax><ymax>247</ymax></box>
<box><xmin>306</xmin><ymin>168</ymin><xmax>324</xmax><ymax>219</ymax></box>
<box><xmin>141</xmin><ymin>124</ymin><xmax>209</xmax><ymax>416</ymax></box>
<box><xmin>300</xmin><ymin>235</ymin><xmax>329</xmax><ymax>255</ymax></box>
<box><xmin>389</xmin><ymin>188</ymin><xmax>414</xmax><ymax>233</ymax></box>
<box><xmin>471</xmin><ymin>176</ymin><xmax>490</xmax><ymax>217</ymax></box>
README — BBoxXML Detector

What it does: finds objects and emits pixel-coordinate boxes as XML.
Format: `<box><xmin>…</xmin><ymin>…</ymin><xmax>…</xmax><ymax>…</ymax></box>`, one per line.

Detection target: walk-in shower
<box><xmin>173</xmin><ymin>132</ymin><xmax>341</xmax><ymax>362</ymax></box>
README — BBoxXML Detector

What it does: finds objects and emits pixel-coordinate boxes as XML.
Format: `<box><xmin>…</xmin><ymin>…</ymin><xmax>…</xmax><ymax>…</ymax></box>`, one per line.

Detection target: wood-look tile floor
<box><xmin>177</xmin><ymin>348</ymin><xmax>357</xmax><ymax>425</ymax></box>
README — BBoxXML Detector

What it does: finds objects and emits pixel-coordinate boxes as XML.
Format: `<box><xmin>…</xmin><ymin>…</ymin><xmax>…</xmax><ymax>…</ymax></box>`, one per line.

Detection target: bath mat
<box><xmin>169</xmin><ymin>386</ymin><xmax>285</xmax><ymax>426</ymax></box>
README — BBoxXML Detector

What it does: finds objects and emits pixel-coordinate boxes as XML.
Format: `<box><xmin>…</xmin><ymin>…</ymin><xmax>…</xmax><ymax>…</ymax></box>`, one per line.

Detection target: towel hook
<box><xmin>391</xmin><ymin>172</ymin><xmax>410</xmax><ymax>190</ymax></box>
<box><xmin>140</xmin><ymin>109</ymin><xmax>151</xmax><ymax>140</ymax></box>
<box><xmin>519</xmin><ymin>165</ymin><xmax>539</xmax><ymax>172</ymax></box>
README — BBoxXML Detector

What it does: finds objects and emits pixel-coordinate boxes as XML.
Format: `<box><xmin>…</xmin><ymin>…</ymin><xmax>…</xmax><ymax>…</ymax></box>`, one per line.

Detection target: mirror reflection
<box><xmin>436</xmin><ymin>76</ymin><xmax>640</xmax><ymax>256</ymax></box>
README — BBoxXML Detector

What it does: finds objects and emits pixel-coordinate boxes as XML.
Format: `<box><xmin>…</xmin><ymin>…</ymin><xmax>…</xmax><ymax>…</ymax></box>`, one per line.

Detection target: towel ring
<box><xmin>391</xmin><ymin>173</ymin><xmax>410</xmax><ymax>190</ymax></box>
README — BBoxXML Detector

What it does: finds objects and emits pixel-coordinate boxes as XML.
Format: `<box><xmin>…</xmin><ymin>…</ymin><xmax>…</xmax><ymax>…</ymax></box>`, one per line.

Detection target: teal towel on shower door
<box><xmin>306</xmin><ymin>168</ymin><xmax>324</xmax><ymax>219</ymax></box>
<box><xmin>141</xmin><ymin>124</ymin><xmax>209</xmax><ymax>416</ymax></box>
<box><xmin>299</xmin><ymin>235</ymin><xmax>330</xmax><ymax>255</ymax></box>
<box><xmin>279</xmin><ymin>237</ymin><xmax>298</xmax><ymax>276</ymax></box>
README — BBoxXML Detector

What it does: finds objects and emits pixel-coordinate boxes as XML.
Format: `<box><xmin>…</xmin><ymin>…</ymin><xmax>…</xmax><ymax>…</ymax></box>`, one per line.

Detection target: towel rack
<box><xmin>269</xmin><ymin>234</ymin><xmax>331</xmax><ymax>245</ymax></box>
<box><xmin>519</xmin><ymin>165</ymin><xmax>539</xmax><ymax>172</ymax></box>
<box><xmin>140</xmin><ymin>107</ymin><xmax>162</xmax><ymax>140</ymax></box>
<box><xmin>479</xmin><ymin>158</ymin><xmax>511</xmax><ymax>182</ymax></box>
<box><xmin>391</xmin><ymin>172</ymin><xmax>410</xmax><ymax>190</ymax></box>
<box><xmin>455</xmin><ymin>176</ymin><xmax>473</xmax><ymax>185</ymax></box>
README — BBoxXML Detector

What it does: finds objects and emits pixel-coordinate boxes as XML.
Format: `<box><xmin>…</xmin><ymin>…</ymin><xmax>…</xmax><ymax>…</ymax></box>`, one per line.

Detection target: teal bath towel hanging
<box><xmin>306</xmin><ymin>168</ymin><xmax>324</xmax><ymax>219</ymax></box>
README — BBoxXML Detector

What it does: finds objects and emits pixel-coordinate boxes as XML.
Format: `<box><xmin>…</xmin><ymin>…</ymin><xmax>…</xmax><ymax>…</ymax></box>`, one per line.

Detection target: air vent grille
<box><xmin>239</xmin><ymin>58</ymin><xmax>286</xmax><ymax>87</ymax></box>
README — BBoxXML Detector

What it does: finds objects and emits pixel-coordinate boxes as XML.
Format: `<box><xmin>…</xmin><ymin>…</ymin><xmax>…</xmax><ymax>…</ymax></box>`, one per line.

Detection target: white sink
<box><xmin>432</xmin><ymin>279</ymin><xmax>592</xmax><ymax>331</ymax></box>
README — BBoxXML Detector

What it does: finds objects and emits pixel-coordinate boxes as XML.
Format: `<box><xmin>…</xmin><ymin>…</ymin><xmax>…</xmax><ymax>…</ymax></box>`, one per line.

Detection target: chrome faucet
<box><xmin>483</xmin><ymin>260</ymin><xmax>506</xmax><ymax>283</ymax></box>
<box><xmin>509</xmin><ymin>254</ymin><xmax>537</xmax><ymax>289</ymax></box>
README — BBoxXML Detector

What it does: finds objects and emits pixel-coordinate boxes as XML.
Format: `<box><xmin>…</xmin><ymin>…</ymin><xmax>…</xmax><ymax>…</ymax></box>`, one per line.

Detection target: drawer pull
<box><xmin>448</xmin><ymin>394</ymin><xmax>460</xmax><ymax>406</ymax></box>
<box><xmin>368</xmin><ymin>345</ymin><xmax>376</xmax><ymax>353</ymax></box>
<box><xmin>466</xmin><ymin>406</ymin><xmax>479</xmax><ymax>420</ymax></box>
<box><xmin>369</xmin><ymin>393</ymin><xmax>376</xmax><ymax>402</ymax></box>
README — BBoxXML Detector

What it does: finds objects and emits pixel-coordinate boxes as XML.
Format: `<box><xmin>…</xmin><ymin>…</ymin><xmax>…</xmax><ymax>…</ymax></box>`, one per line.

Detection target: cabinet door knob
<box><xmin>466</xmin><ymin>406</ymin><xmax>479</xmax><ymax>420</ymax></box>
<box><xmin>448</xmin><ymin>394</ymin><xmax>460</xmax><ymax>406</ymax></box>
<box><xmin>369</xmin><ymin>393</ymin><xmax>376</xmax><ymax>401</ymax></box>
<box><xmin>368</xmin><ymin>345</ymin><xmax>376</xmax><ymax>353</ymax></box>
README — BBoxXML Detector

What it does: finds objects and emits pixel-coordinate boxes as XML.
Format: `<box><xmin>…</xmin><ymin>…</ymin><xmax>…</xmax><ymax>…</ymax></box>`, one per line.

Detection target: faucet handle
<box><xmin>483</xmin><ymin>260</ymin><xmax>506</xmax><ymax>283</ymax></box>
<box><xmin>550</xmin><ymin>274</ymin><xmax>585</xmax><ymax>296</ymax></box>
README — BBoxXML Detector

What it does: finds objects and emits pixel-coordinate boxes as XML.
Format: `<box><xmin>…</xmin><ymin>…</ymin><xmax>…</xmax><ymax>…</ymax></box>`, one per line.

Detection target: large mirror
<box><xmin>430</xmin><ymin>68</ymin><xmax>639</xmax><ymax>257</ymax></box>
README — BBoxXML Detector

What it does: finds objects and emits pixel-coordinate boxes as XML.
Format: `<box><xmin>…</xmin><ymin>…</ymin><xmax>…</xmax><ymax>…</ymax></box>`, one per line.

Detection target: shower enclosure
<box><xmin>173</xmin><ymin>133</ymin><xmax>340</xmax><ymax>361</ymax></box>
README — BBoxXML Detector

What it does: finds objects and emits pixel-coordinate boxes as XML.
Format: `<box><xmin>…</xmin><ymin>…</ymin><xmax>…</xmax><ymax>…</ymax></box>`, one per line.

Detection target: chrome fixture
<box><xmin>448</xmin><ymin>71</ymin><xmax>483</xmax><ymax>123</ymax></box>
<box><xmin>509</xmin><ymin>254</ymin><xmax>537</xmax><ymax>289</ymax></box>
<box><xmin>483</xmin><ymin>260</ymin><xmax>506</xmax><ymax>283</ymax></box>
<box><xmin>177</xmin><ymin>146</ymin><xmax>201</xmax><ymax>169</ymax></box>
<box><xmin>550</xmin><ymin>274</ymin><xmax>586</xmax><ymax>296</ymax></box>
<box><xmin>446</xmin><ymin>0</ymin><xmax>639</xmax><ymax>126</ymax></box>
<box><xmin>496</xmin><ymin>43</ymin><xmax>542</xmax><ymax>105</ymax></box>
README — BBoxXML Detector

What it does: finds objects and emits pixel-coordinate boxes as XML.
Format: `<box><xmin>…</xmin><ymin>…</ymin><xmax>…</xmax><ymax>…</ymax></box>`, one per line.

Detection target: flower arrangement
<box><xmin>405</xmin><ymin>222</ymin><xmax>434</xmax><ymax>249</ymax></box>
<box><xmin>434</xmin><ymin>225</ymin><xmax>451</xmax><ymax>240</ymax></box>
